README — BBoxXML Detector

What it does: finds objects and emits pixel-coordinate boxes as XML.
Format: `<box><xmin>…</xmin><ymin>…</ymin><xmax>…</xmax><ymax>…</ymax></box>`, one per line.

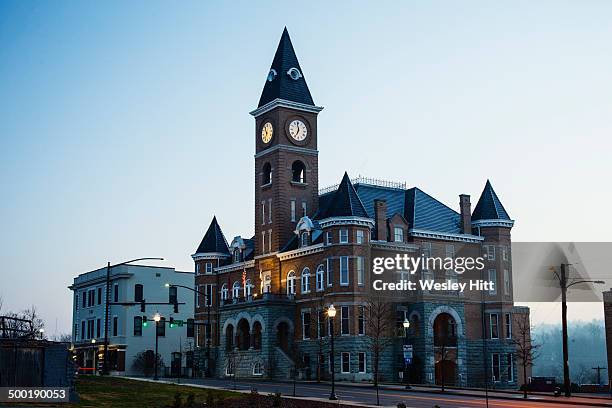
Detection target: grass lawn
<box><xmin>5</xmin><ymin>375</ymin><xmax>242</xmax><ymax>408</ymax></box>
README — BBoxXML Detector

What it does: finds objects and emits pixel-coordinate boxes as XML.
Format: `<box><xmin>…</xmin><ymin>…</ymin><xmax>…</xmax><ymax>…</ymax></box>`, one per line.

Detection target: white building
<box><xmin>69</xmin><ymin>264</ymin><xmax>195</xmax><ymax>376</ymax></box>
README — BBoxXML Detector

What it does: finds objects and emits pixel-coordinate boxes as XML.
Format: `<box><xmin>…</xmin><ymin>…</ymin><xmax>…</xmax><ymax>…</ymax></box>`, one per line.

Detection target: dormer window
<box><xmin>301</xmin><ymin>231</ymin><xmax>309</xmax><ymax>247</ymax></box>
<box><xmin>233</xmin><ymin>249</ymin><xmax>242</xmax><ymax>263</ymax></box>
<box><xmin>394</xmin><ymin>227</ymin><xmax>404</xmax><ymax>243</ymax></box>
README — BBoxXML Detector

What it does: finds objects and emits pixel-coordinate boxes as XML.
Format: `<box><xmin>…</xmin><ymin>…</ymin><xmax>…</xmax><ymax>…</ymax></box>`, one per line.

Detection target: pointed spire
<box><xmin>318</xmin><ymin>172</ymin><xmax>369</xmax><ymax>219</ymax></box>
<box><xmin>472</xmin><ymin>180</ymin><xmax>511</xmax><ymax>221</ymax></box>
<box><xmin>195</xmin><ymin>216</ymin><xmax>230</xmax><ymax>254</ymax></box>
<box><xmin>257</xmin><ymin>28</ymin><xmax>315</xmax><ymax>108</ymax></box>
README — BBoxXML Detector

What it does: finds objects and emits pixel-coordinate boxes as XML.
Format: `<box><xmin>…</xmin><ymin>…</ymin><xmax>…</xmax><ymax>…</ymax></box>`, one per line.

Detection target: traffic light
<box><xmin>186</xmin><ymin>319</ymin><xmax>194</xmax><ymax>338</ymax></box>
<box><xmin>140</xmin><ymin>299</ymin><xmax>146</xmax><ymax>313</ymax></box>
<box><xmin>142</xmin><ymin>316</ymin><xmax>148</xmax><ymax>327</ymax></box>
<box><xmin>169</xmin><ymin>286</ymin><xmax>177</xmax><ymax>304</ymax></box>
<box><xmin>169</xmin><ymin>317</ymin><xmax>175</xmax><ymax>328</ymax></box>
<box><xmin>173</xmin><ymin>302</ymin><xmax>179</xmax><ymax>313</ymax></box>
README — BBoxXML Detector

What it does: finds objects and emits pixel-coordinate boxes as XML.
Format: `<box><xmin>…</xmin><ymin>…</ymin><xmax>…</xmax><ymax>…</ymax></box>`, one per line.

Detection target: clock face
<box><xmin>261</xmin><ymin>122</ymin><xmax>273</xmax><ymax>143</ymax></box>
<box><xmin>288</xmin><ymin>120</ymin><xmax>308</xmax><ymax>141</ymax></box>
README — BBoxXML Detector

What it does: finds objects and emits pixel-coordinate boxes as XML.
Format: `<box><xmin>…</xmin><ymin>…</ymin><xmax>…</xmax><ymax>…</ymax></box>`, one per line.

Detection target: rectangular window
<box><xmin>340</xmin><ymin>256</ymin><xmax>349</xmax><ymax>285</ymax></box>
<box><xmin>357</xmin><ymin>256</ymin><xmax>364</xmax><ymax>286</ymax></box>
<box><xmin>88</xmin><ymin>290</ymin><xmax>94</xmax><ymax>307</ymax></box>
<box><xmin>356</xmin><ymin>229</ymin><xmax>364</xmax><ymax>244</ymax></box>
<box><xmin>341</xmin><ymin>306</ymin><xmax>349</xmax><ymax>335</ymax></box>
<box><xmin>326</xmin><ymin>259</ymin><xmax>333</xmax><ymax>286</ymax></box>
<box><xmin>205</xmin><ymin>284</ymin><xmax>213</xmax><ymax>306</ymax></box>
<box><xmin>268</xmin><ymin>198</ymin><xmax>272</xmax><ymax>223</ymax></box>
<box><xmin>262</xmin><ymin>231</ymin><xmax>266</xmax><ymax>254</ymax></box>
<box><xmin>340</xmin><ymin>229</ymin><xmax>348</xmax><ymax>243</ymax></box>
<box><xmin>134</xmin><ymin>316</ymin><xmax>142</xmax><ymax>336</ymax></box>
<box><xmin>87</xmin><ymin>320</ymin><xmax>93</xmax><ymax>339</ymax></box>
<box><xmin>488</xmin><ymin>269</ymin><xmax>497</xmax><ymax>294</ymax></box>
<box><xmin>326</xmin><ymin>231</ymin><xmax>332</xmax><ymax>245</ymax></box>
<box><xmin>503</xmin><ymin>247</ymin><xmax>509</xmax><ymax>261</ymax></box>
<box><xmin>82</xmin><ymin>291</ymin><xmax>86</xmax><ymax>308</ymax></box>
<box><xmin>302</xmin><ymin>312</ymin><xmax>311</xmax><ymax>340</ymax></box>
<box><xmin>96</xmin><ymin>319</ymin><xmax>101</xmax><ymax>338</ymax></box>
<box><xmin>261</xmin><ymin>201</ymin><xmax>265</xmax><ymax>225</ymax></box>
<box><xmin>358</xmin><ymin>352</ymin><xmax>366</xmax><ymax>373</ymax></box>
<box><xmin>317</xmin><ymin>311</ymin><xmax>324</xmax><ymax>338</ymax></box>
<box><xmin>195</xmin><ymin>263</ymin><xmax>200</xmax><ymax>274</ymax></box>
<box><xmin>486</xmin><ymin>245</ymin><xmax>496</xmax><ymax>261</ymax></box>
<box><xmin>97</xmin><ymin>287</ymin><xmax>102</xmax><ymax>305</ymax></box>
<box><xmin>316</xmin><ymin>269</ymin><xmax>324</xmax><ymax>291</ymax></box>
<box><xmin>394</xmin><ymin>227</ymin><xmax>404</xmax><ymax>242</ymax></box>
<box><xmin>507</xmin><ymin>353</ymin><xmax>514</xmax><ymax>382</ymax></box>
<box><xmin>341</xmin><ymin>352</ymin><xmax>350</xmax><ymax>373</ymax></box>
<box><xmin>446</xmin><ymin>244</ymin><xmax>455</xmax><ymax>258</ymax></box>
<box><xmin>358</xmin><ymin>306</ymin><xmax>365</xmax><ymax>335</ymax></box>
<box><xmin>492</xmin><ymin>353</ymin><xmax>501</xmax><ymax>382</ymax></box>
<box><xmin>268</xmin><ymin>229</ymin><xmax>272</xmax><ymax>253</ymax></box>
<box><xmin>490</xmin><ymin>313</ymin><xmax>499</xmax><ymax>339</ymax></box>
<box><xmin>505</xmin><ymin>313</ymin><xmax>512</xmax><ymax>339</ymax></box>
<box><xmin>112</xmin><ymin>316</ymin><xmax>118</xmax><ymax>337</ymax></box>
<box><xmin>291</xmin><ymin>200</ymin><xmax>296</xmax><ymax>222</ymax></box>
<box><xmin>205</xmin><ymin>262</ymin><xmax>213</xmax><ymax>274</ymax></box>
<box><xmin>113</xmin><ymin>284</ymin><xmax>119</xmax><ymax>302</ymax></box>
<box><xmin>81</xmin><ymin>321</ymin><xmax>85</xmax><ymax>340</ymax></box>
<box><xmin>503</xmin><ymin>269</ymin><xmax>510</xmax><ymax>295</ymax></box>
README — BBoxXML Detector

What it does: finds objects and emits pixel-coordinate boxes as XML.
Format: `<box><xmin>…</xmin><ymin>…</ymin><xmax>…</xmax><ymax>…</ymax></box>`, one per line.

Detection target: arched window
<box><xmin>232</xmin><ymin>282</ymin><xmax>241</xmax><ymax>299</ymax></box>
<box><xmin>301</xmin><ymin>268</ymin><xmax>310</xmax><ymax>293</ymax></box>
<box><xmin>244</xmin><ymin>279</ymin><xmax>252</xmax><ymax>297</ymax></box>
<box><xmin>221</xmin><ymin>284</ymin><xmax>228</xmax><ymax>301</ymax></box>
<box><xmin>291</xmin><ymin>161</ymin><xmax>306</xmax><ymax>183</ymax></box>
<box><xmin>301</xmin><ymin>231</ymin><xmax>309</xmax><ymax>247</ymax></box>
<box><xmin>262</xmin><ymin>162</ymin><xmax>272</xmax><ymax>185</ymax></box>
<box><xmin>316</xmin><ymin>265</ymin><xmax>325</xmax><ymax>291</ymax></box>
<box><xmin>287</xmin><ymin>271</ymin><xmax>296</xmax><ymax>295</ymax></box>
<box><xmin>134</xmin><ymin>284</ymin><xmax>143</xmax><ymax>302</ymax></box>
<box><xmin>253</xmin><ymin>361</ymin><xmax>263</xmax><ymax>376</ymax></box>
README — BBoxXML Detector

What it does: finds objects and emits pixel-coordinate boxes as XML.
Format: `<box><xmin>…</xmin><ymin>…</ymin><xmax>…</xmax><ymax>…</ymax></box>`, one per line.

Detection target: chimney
<box><xmin>374</xmin><ymin>199</ymin><xmax>388</xmax><ymax>241</ymax></box>
<box><xmin>459</xmin><ymin>194</ymin><xmax>471</xmax><ymax>234</ymax></box>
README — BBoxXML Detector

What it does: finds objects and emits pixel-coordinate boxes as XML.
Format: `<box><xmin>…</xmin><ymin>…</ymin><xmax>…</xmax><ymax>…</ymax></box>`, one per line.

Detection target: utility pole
<box><xmin>560</xmin><ymin>263</ymin><xmax>571</xmax><ymax>397</ymax></box>
<box><xmin>591</xmin><ymin>366</ymin><xmax>606</xmax><ymax>386</ymax></box>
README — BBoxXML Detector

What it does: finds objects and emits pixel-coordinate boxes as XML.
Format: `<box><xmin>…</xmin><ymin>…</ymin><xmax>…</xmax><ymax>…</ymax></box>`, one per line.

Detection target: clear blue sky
<box><xmin>1</xmin><ymin>1</ymin><xmax>611</xmax><ymax>336</ymax></box>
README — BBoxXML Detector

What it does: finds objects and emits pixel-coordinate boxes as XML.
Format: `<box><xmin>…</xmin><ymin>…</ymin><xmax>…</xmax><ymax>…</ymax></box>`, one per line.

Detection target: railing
<box><xmin>318</xmin><ymin>174</ymin><xmax>406</xmax><ymax>195</ymax></box>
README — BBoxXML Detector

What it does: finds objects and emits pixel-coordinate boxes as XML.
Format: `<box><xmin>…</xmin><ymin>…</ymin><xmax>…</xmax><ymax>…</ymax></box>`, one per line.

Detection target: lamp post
<box><xmin>403</xmin><ymin>318</ymin><xmax>411</xmax><ymax>390</ymax></box>
<box><xmin>327</xmin><ymin>304</ymin><xmax>337</xmax><ymax>400</ymax></box>
<box><xmin>153</xmin><ymin>312</ymin><xmax>161</xmax><ymax>381</ymax></box>
<box><xmin>103</xmin><ymin>257</ymin><xmax>164</xmax><ymax>375</ymax></box>
<box><xmin>551</xmin><ymin>264</ymin><xmax>604</xmax><ymax>397</ymax></box>
<box><xmin>38</xmin><ymin>328</ymin><xmax>45</xmax><ymax>340</ymax></box>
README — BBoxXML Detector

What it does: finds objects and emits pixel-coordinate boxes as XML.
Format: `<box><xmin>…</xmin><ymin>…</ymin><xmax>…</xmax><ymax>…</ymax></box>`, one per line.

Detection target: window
<box><xmin>507</xmin><ymin>353</ymin><xmax>514</xmax><ymax>382</ymax></box>
<box><xmin>261</xmin><ymin>201</ymin><xmax>265</xmax><ymax>225</ymax></box>
<box><xmin>232</xmin><ymin>282</ymin><xmax>241</xmax><ymax>299</ymax></box>
<box><xmin>339</xmin><ymin>229</ymin><xmax>348</xmax><ymax>243</ymax></box>
<box><xmin>326</xmin><ymin>231</ymin><xmax>332</xmax><ymax>245</ymax></box>
<box><xmin>503</xmin><ymin>269</ymin><xmax>510</xmax><ymax>295</ymax></box>
<box><xmin>81</xmin><ymin>321</ymin><xmax>85</xmax><ymax>340</ymax></box>
<box><xmin>88</xmin><ymin>289</ymin><xmax>95</xmax><ymax>307</ymax></box>
<box><xmin>262</xmin><ymin>162</ymin><xmax>272</xmax><ymax>185</ymax></box>
<box><xmin>134</xmin><ymin>316</ymin><xmax>142</xmax><ymax>336</ymax></box>
<box><xmin>301</xmin><ymin>268</ymin><xmax>310</xmax><ymax>293</ymax></box>
<box><xmin>356</xmin><ymin>230</ymin><xmax>364</xmax><ymax>244</ymax></box>
<box><xmin>157</xmin><ymin>317</ymin><xmax>166</xmax><ymax>337</ymax></box>
<box><xmin>195</xmin><ymin>263</ymin><xmax>200</xmax><ymax>274</ymax></box>
<box><xmin>234</xmin><ymin>249</ymin><xmax>241</xmax><ymax>263</ymax></box>
<box><xmin>287</xmin><ymin>271</ymin><xmax>296</xmax><ymax>295</ymax></box>
<box><xmin>113</xmin><ymin>284</ymin><xmax>118</xmax><ymax>302</ymax></box>
<box><xmin>358</xmin><ymin>306</ymin><xmax>365</xmax><ymax>335</ymax></box>
<box><xmin>291</xmin><ymin>160</ymin><xmax>306</xmax><ymax>183</ymax></box>
<box><xmin>97</xmin><ymin>287</ymin><xmax>102</xmax><ymax>305</ymax></box>
<box><xmin>301</xmin><ymin>231</ymin><xmax>309</xmax><ymax>247</ymax></box>
<box><xmin>357</xmin><ymin>257</ymin><xmax>364</xmax><ymax>286</ymax></box>
<box><xmin>488</xmin><ymin>269</ymin><xmax>497</xmax><ymax>294</ymax></box>
<box><xmin>253</xmin><ymin>361</ymin><xmax>264</xmax><ymax>376</ymax></box>
<box><xmin>112</xmin><ymin>316</ymin><xmax>118</xmax><ymax>337</ymax></box>
<box><xmin>340</xmin><ymin>256</ymin><xmax>349</xmax><ymax>286</ymax></box>
<box><xmin>291</xmin><ymin>200</ymin><xmax>296</xmax><ymax>222</ymax></box>
<box><xmin>502</xmin><ymin>247</ymin><xmax>509</xmax><ymax>261</ymax></box>
<box><xmin>341</xmin><ymin>352</ymin><xmax>350</xmax><ymax>373</ymax></box>
<box><xmin>134</xmin><ymin>284</ymin><xmax>143</xmax><ymax>302</ymax></box>
<box><xmin>226</xmin><ymin>361</ymin><xmax>234</xmax><ymax>376</ymax></box>
<box><xmin>261</xmin><ymin>231</ymin><xmax>266</xmax><ymax>254</ymax></box>
<box><xmin>205</xmin><ymin>284</ymin><xmax>213</xmax><ymax>306</ymax></box>
<box><xmin>394</xmin><ymin>227</ymin><xmax>404</xmax><ymax>243</ymax></box>
<box><xmin>358</xmin><ymin>352</ymin><xmax>366</xmax><ymax>373</ymax></box>
<box><xmin>316</xmin><ymin>265</ymin><xmax>325</xmax><ymax>291</ymax></box>
<box><xmin>326</xmin><ymin>259</ymin><xmax>333</xmax><ymax>286</ymax></box>
<box><xmin>341</xmin><ymin>306</ymin><xmax>349</xmax><ymax>335</ymax></box>
<box><xmin>96</xmin><ymin>319</ymin><xmax>100</xmax><ymax>338</ymax></box>
<box><xmin>244</xmin><ymin>280</ymin><xmax>252</xmax><ymax>298</ymax></box>
<box><xmin>505</xmin><ymin>313</ymin><xmax>512</xmax><ymax>339</ymax></box>
<box><xmin>205</xmin><ymin>263</ymin><xmax>213</xmax><ymax>274</ymax></box>
<box><xmin>302</xmin><ymin>312</ymin><xmax>311</xmax><ymax>339</ymax></box>
<box><xmin>268</xmin><ymin>229</ymin><xmax>272</xmax><ymax>253</ymax></box>
<box><xmin>82</xmin><ymin>291</ymin><xmax>86</xmax><ymax>308</ymax></box>
<box><xmin>317</xmin><ymin>310</ymin><xmax>325</xmax><ymax>338</ymax></box>
<box><xmin>492</xmin><ymin>353</ymin><xmax>501</xmax><ymax>382</ymax></box>
<box><xmin>301</xmin><ymin>201</ymin><xmax>307</xmax><ymax>217</ymax></box>
<box><xmin>268</xmin><ymin>198</ymin><xmax>272</xmax><ymax>223</ymax></box>
<box><xmin>490</xmin><ymin>313</ymin><xmax>499</xmax><ymax>339</ymax></box>
<box><xmin>486</xmin><ymin>245</ymin><xmax>496</xmax><ymax>261</ymax></box>
<box><xmin>221</xmin><ymin>283</ymin><xmax>228</xmax><ymax>300</ymax></box>
<box><xmin>87</xmin><ymin>320</ymin><xmax>94</xmax><ymax>339</ymax></box>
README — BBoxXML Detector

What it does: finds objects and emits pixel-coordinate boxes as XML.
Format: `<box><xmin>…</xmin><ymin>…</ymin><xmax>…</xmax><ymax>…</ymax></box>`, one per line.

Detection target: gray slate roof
<box><xmin>195</xmin><ymin>216</ymin><xmax>230</xmax><ymax>254</ymax></box>
<box><xmin>471</xmin><ymin>180</ymin><xmax>511</xmax><ymax>221</ymax></box>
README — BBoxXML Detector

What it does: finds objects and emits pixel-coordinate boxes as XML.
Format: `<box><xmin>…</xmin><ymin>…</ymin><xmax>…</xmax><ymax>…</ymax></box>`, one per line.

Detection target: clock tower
<box><xmin>250</xmin><ymin>28</ymin><xmax>323</xmax><ymax>257</ymax></box>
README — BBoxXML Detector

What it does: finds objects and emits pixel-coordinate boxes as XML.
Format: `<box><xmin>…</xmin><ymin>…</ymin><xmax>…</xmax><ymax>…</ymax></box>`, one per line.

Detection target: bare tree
<box><xmin>364</xmin><ymin>292</ymin><xmax>396</xmax><ymax>406</ymax></box>
<box><xmin>511</xmin><ymin>312</ymin><xmax>540</xmax><ymax>399</ymax></box>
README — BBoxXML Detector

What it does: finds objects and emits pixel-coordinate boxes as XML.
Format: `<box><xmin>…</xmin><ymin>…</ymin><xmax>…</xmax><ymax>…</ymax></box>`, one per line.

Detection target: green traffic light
<box><xmin>143</xmin><ymin>322</ymin><xmax>148</xmax><ymax>327</ymax></box>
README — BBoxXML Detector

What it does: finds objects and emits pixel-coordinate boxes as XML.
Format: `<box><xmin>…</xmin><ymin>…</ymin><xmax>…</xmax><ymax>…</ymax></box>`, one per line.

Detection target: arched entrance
<box><xmin>433</xmin><ymin>313</ymin><xmax>458</xmax><ymax>387</ymax></box>
<box><xmin>237</xmin><ymin>319</ymin><xmax>250</xmax><ymax>350</ymax></box>
<box><xmin>277</xmin><ymin>321</ymin><xmax>289</xmax><ymax>351</ymax></box>
<box><xmin>253</xmin><ymin>321</ymin><xmax>262</xmax><ymax>350</ymax></box>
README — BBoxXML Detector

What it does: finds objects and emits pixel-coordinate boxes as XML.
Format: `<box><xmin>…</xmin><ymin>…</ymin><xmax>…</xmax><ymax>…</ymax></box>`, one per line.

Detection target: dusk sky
<box><xmin>1</xmin><ymin>1</ymin><xmax>611</xmax><ymax>336</ymax></box>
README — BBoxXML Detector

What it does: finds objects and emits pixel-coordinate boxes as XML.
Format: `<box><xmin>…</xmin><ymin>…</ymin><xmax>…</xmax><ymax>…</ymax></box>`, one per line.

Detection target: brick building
<box><xmin>192</xmin><ymin>28</ymin><xmax>529</xmax><ymax>388</ymax></box>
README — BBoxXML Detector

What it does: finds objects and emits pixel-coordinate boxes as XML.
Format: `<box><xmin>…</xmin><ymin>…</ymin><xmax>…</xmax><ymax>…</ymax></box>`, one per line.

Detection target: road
<box><xmin>172</xmin><ymin>377</ymin><xmax>612</xmax><ymax>407</ymax></box>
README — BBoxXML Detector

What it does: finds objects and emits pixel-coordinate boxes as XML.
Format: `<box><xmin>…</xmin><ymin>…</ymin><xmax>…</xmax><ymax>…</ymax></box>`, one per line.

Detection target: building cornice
<box><xmin>191</xmin><ymin>252</ymin><xmax>231</xmax><ymax>261</ymax></box>
<box><xmin>277</xmin><ymin>243</ymin><xmax>325</xmax><ymax>261</ymax></box>
<box><xmin>370</xmin><ymin>241</ymin><xmax>420</xmax><ymax>252</ymax></box>
<box><xmin>254</xmin><ymin>144</ymin><xmax>318</xmax><ymax>159</ymax></box>
<box><xmin>249</xmin><ymin>98</ymin><xmax>324</xmax><ymax>117</ymax></box>
<box><xmin>471</xmin><ymin>219</ymin><xmax>515</xmax><ymax>229</ymax></box>
<box><xmin>317</xmin><ymin>217</ymin><xmax>375</xmax><ymax>229</ymax></box>
<box><xmin>409</xmin><ymin>228</ymin><xmax>485</xmax><ymax>243</ymax></box>
<box><xmin>215</xmin><ymin>260</ymin><xmax>255</xmax><ymax>274</ymax></box>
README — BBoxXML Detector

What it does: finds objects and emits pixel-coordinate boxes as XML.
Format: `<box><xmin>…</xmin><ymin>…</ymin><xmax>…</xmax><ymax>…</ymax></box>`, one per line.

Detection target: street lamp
<box><xmin>552</xmin><ymin>264</ymin><xmax>605</xmax><ymax>397</ymax></box>
<box><xmin>38</xmin><ymin>328</ymin><xmax>44</xmax><ymax>340</ymax></box>
<box><xmin>103</xmin><ymin>257</ymin><xmax>164</xmax><ymax>375</ymax></box>
<box><xmin>327</xmin><ymin>305</ymin><xmax>337</xmax><ymax>400</ymax></box>
<box><xmin>153</xmin><ymin>312</ymin><xmax>161</xmax><ymax>381</ymax></box>
<box><xmin>403</xmin><ymin>318</ymin><xmax>411</xmax><ymax>390</ymax></box>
